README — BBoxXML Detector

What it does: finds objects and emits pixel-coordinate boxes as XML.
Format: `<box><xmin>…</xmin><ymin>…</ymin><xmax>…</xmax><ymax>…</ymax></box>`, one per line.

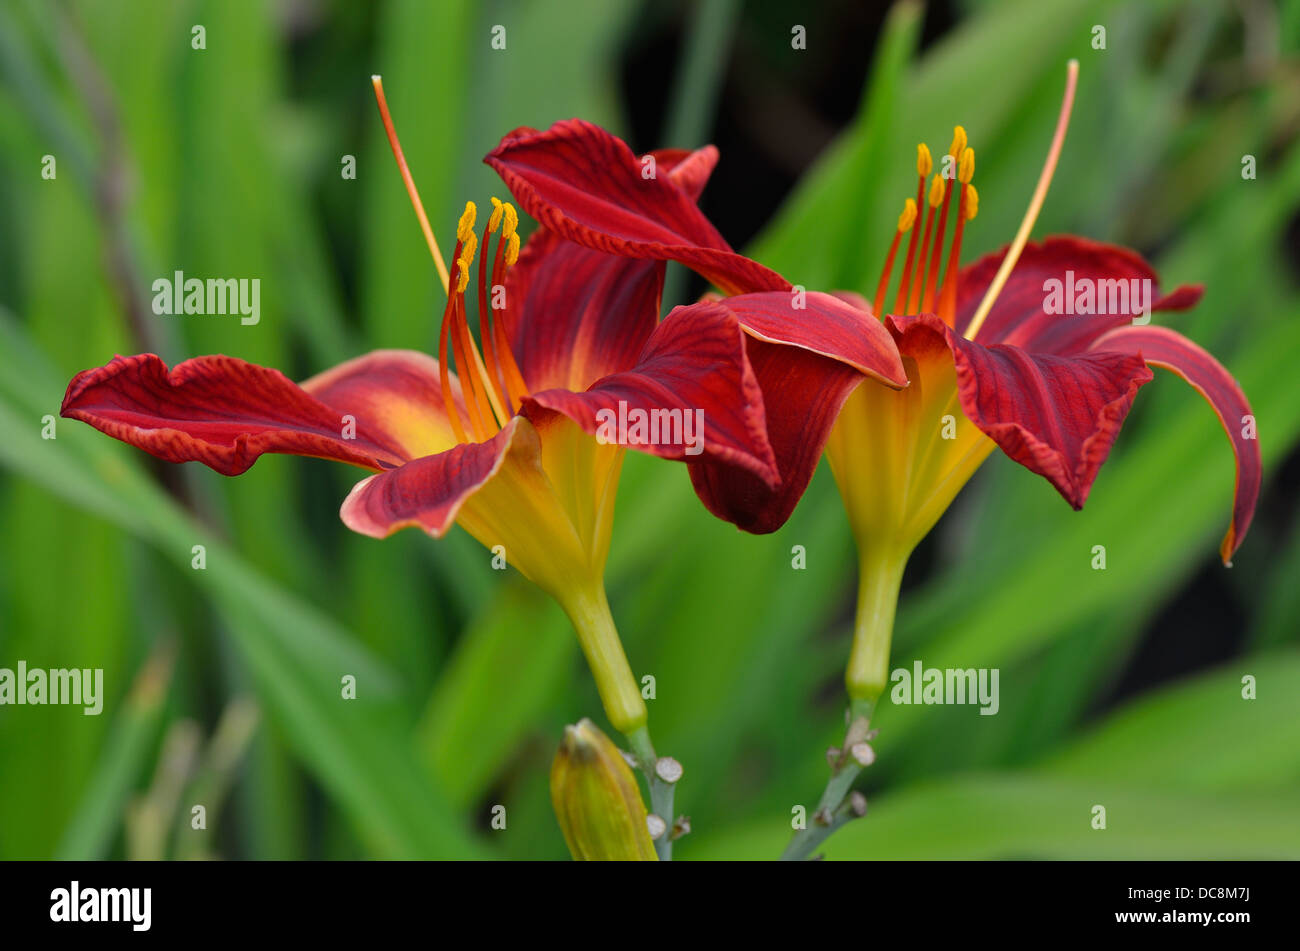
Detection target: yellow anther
<box><xmin>458</xmin><ymin>231</ymin><xmax>478</xmax><ymax>272</ymax></box>
<box><xmin>897</xmin><ymin>197</ymin><xmax>917</xmax><ymax>232</ymax></box>
<box><xmin>454</xmin><ymin>232</ymin><xmax>477</xmax><ymax>294</ymax></box>
<box><xmin>488</xmin><ymin>197</ymin><xmax>504</xmax><ymax>233</ymax></box>
<box><xmin>916</xmin><ymin>143</ymin><xmax>932</xmax><ymax>178</ymax></box>
<box><xmin>964</xmin><ymin>184</ymin><xmax>979</xmax><ymax>221</ymax></box>
<box><xmin>959</xmin><ymin>147</ymin><xmax>975</xmax><ymax>184</ymax></box>
<box><xmin>457</xmin><ymin>201</ymin><xmax>477</xmax><ymax>242</ymax></box>
<box><xmin>928</xmin><ymin>173</ymin><xmax>945</xmax><ymax>208</ymax></box>
<box><xmin>505</xmin><ymin>232</ymin><xmax>520</xmax><ymax>268</ymax></box>
<box><xmin>502</xmin><ymin>203</ymin><xmax>519</xmax><ymax>241</ymax></box>
<box><xmin>949</xmin><ymin>125</ymin><xmax>967</xmax><ymax>159</ymax></box>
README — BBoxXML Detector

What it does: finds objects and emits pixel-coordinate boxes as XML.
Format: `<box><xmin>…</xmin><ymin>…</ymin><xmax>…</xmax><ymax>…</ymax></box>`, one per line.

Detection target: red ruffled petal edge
<box><xmin>61</xmin><ymin>353</ymin><xmax>409</xmax><ymax>475</ymax></box>
<box><xmin>486</xmin><ymin>118</ymin><xmax>788</xmax><ymax>295</ymax></box>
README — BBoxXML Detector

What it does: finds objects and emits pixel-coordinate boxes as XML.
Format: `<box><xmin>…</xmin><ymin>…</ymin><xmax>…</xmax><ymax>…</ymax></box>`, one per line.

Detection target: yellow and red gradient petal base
<box><xmin>343</xmin><ymin>412</ymin><xmax>644</xmax><ymax>732</ymax></box>
<box><xmin>303</xmin><ymin>349</ymin><xmax>470</xmax><ymax>461</ymax></box>
<box><xmin>340</xmin><ymin>415</ymin><xmax>608</xmax><ymax>600</ymax></box>
<box><xmin>827</xmin><ymin>325</ymin><xmax>996</xmax><ymax>563</ymax></box>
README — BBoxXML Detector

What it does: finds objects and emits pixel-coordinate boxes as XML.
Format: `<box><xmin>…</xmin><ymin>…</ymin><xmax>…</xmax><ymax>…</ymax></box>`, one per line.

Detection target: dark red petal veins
<box><xmin>1088</xmin><ymin>324</ymin><xmax>1261</xmax><ymax>564</ymax></box>
<box><xmin>688</xmin><ymin>337</ymin><xmax>867</xmax><ymax>534</ymax></box>
<box><xmin>61</xmin><ymin>353</ymin><xmax>408</xmax><ymax>475</ymax></box>
<box><xmin>953</xmin><ymin>236</ymin><xmax>1204</xmax><ymax>353</ymax></box>
<box><xmin>486</xmin><ymin>119</ymin><xmax>788</xmax><ymax>295</ymax></box>
<box><xmin>891</xmin><ymin>314</ymin><xmax>1154</xmax><ymax>511</ymax></box>
<box><xmin>522</xmin><ymin>300</ymin><xmax>778</xmax><ymax>484</ymax></box>
<box><xmin>503</xmin><ymin>227</ymin><xmax>665</xmax><ymax>393</ymax></box>
<box><xmin>340</xmin><ymin>418</ymin><xmax>522</xmax><ymax>539</ymax></box>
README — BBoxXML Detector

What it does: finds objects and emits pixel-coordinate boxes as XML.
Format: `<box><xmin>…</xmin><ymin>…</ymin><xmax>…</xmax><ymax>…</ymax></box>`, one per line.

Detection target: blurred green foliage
<box><xmin>0</xmin><ymin>0</ymin><xmax>1296</xmax><ymax>859</ymax></box>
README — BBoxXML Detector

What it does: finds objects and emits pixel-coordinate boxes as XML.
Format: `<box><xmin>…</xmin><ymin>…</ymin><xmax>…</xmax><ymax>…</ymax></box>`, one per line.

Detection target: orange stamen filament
<box><xmin>476</xmin><ymin>229</ymin><xmax>510</xmax><ymax>419</ymax></box>
<box><xmin>444</xmin><ymin>243</ymin><xmax>490</xmax><ymax>441</ymax></box>
<box><xmin>453</xmin><ymin>236</ymin><xmax>508</xmax><ymax>430</ymax></box>
<box><xmin>921</xmin><ymin>180</ymin><xmax>953</xmax><ymax>313</ymax></box>
<box><xmin>892</xmin><ymin>176</ymin><xmax>926</xmax><ymax>314</ymax></box>
<box><xmin>370</xmin><ymin>76</ymin><xmax>450</xmax><ymax>294</ymax></box>
<box><xmin>873</xmin><ymin>231</ymin><xmax>902</xmax><ymax>316</ymax></box>
<box><xmin>964</xmin><ymin>60</ymin><xmax>1079</xmax><ymax>341</ymax></box>
<box><xmin>452</xmin><ymin>296</ymin><xmax>495</xmax><ymax>441</ymax></box>
<box><xmin>937</xmin><ymin>184</ymin><xmax>968</xmax><ymax>324</ymax></box>
<box><xmin>489</xmin><ymin>240</ymin><xmax>530</xmax><ymax>410</ymax></box>
<box><xmin>906</xmin><ymin>200</ymin><xmax>936</xmax><ymax>315</ymax></box>
<box><xmin>439</xmin><ymin>261</ymin><xmax>470</xmax><ymax>445</ymax></box>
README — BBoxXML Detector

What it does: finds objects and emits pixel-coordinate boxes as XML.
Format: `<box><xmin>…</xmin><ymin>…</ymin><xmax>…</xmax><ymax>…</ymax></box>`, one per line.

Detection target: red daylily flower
<box><xmin>487</xmin><ymin>64</ymin><xmax>1260</xmax><ymax>706</ymax></box>
<box><xmin>487</xmin><ymin>122</ymin><xmax>908</xmax><ymax>533</ymax></box>
<box><xmin>62</xmin><ymin>84</ymin><xmax>890</xmax><ymax>737</ymax></box>
<box><xmin>824</xmin><ymin>65</ymin><xmax>1258</xmax><ymax>577</ymax></box>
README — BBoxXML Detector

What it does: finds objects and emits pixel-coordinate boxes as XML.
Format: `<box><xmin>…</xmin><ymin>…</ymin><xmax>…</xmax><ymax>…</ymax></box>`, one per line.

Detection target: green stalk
<box><xmin>845</xmin><ymin>548</ymin><xmax>908</xmax><ymax>701</ymax></box>
<box><xmin>559</xmin><ymin>583</ymin><xmax>647</xmax><ymax>735</ymax></box>
<box><xmin>780</xmin><ymin>698</ymin><xmax>875</xmax><ymax>861</ymax></box>
<box><xmin>558</xmin><ymin>584</ymin><xmax>678</xmax><ymax>859</ymax></box>
<box><xmin>625</xmin><ymin>726</ymin><xmax>676</xmax><ymax>861</ymax></box>
<box><xmin>782</xmin><ymin>548</ymin><xmax>908</xmax><ymax>860</ymax></box>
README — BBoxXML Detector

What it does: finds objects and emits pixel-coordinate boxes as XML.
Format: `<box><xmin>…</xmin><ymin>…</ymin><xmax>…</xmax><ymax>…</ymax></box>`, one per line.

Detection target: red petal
<box><xmin>522</xmin><ymin>300</ymin><xmax>778</xmax><ymax>484</ymax></box>
<box><xmin>498</xmin><ymin>146</ymin><xmax>722</xmax><ymax>394</ymax></box>
<box><xmin>954</xmin><ymin>236</ymin><xmax>1203</xmax><ymax>353</ymax></box>
<box><xmin>340</xmin><ymin>418</ymin><xmax>524</xmax><ymax>538</ymax></box>
<box><xmin>724</xmin><ymin>291</ymin><xmax>908</xmax><ymax>387</ymax></box>
<box><xmin>891</xmin><ymin>314</ymin><xmax>1154</xmax><ymax>510</ymax></box>
<box><xmin>486</xmin><ymin>119</ymin><xmax>787</xmax><ymax>295</ymax></box>
<box><xmin>504</xmin><ymin>228</ymin><xmax>664</xmax><ymax>393</ymax></box>
<box><xmin>1088</xmin><ymin>325</ymin><xmax>1261</xmax><ymax>564</ymax></box>
<box><xmin>61</xmin><ymin>353</ymin><xmax>409</xmax><ymax>475</ymax></box>
<box><xmin>688</xmin><ymin>336</ymin><xmax>869</xmax><ymax>534</ymax></box>
<box><xmin>683</xmin><ymin>291</ymin><xmax>908</xmax><ymax>533</ymax></box>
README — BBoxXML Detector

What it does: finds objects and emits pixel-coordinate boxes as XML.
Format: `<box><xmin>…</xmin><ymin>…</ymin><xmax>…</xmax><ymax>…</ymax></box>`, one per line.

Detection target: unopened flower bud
<box><xmin>550</xmin><ymin>718</ymin><xmax>658</xmax><ymax>861</ymax></box>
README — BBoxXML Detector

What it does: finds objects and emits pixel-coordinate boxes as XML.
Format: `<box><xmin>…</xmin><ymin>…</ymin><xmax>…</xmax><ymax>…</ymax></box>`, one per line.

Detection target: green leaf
<box><xmin>689</xmin><ymin>774</ymin><xmax>1300</xmax><ymax>860</ymax></box>
<box><xmin>1042</xmin><ymin>650</ymin><xmax>1300</xmax><ymax>794</ymax></box>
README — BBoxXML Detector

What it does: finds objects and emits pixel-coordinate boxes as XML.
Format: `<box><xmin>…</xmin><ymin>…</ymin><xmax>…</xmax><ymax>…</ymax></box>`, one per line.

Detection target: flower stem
<box><xmin>780</xmin><ymin>549</ymin><xmax>906</xmax><ymax>859</ymax></box>
<box><xmin>625</xmin><ymin>726</ymin><xmax>676</xmax><ymax>861</ymax></box>
<box><xmin>844</xmin><ymin>548</ymin><xmax>908</xmax><ymax>701</ymax></box>
<box><xmin>558</xmin><ymin>584</ymin><xmax>677</xmax><ymax>859</ymax></box>
<box><xmin>559</xmin><ymin>584</ymin><xmax>647</xmax><ymax>735</ymax></box>
<box><xmin>780</xmin><ymin>697</ymin><xmax>876</xmax><ymax>861</ymax></box>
